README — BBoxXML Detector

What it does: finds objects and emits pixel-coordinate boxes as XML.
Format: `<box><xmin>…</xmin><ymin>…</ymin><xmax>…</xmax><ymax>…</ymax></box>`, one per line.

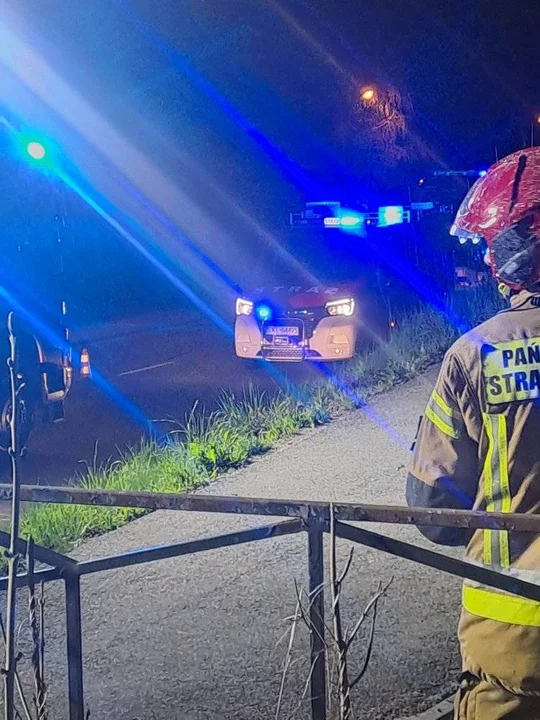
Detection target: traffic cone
<box><xmin>80</xmin><ymin>348</ymin><xmax>91</xmax><ymax>378</ymax></box>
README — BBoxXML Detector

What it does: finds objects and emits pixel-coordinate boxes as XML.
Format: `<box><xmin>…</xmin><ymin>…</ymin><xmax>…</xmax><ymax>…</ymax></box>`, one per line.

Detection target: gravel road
<box><xmin>12</xmin><ymin>366</ymin><xmax>463</xmax><ymax>719</ymax></box>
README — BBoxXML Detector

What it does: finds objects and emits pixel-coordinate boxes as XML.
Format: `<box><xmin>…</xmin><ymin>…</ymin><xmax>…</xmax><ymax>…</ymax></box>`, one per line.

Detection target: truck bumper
<box><xmin>234</xmin><ymin>315</ymin><xmax>356</xmax><ymax>362</ymax></box>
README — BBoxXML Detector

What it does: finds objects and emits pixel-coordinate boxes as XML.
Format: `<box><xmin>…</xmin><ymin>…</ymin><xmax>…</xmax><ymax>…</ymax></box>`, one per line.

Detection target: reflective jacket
<box><xmin>407</xmin><ymin>290</ymin><xmax>540</xmax><ymax>692</ymax></box>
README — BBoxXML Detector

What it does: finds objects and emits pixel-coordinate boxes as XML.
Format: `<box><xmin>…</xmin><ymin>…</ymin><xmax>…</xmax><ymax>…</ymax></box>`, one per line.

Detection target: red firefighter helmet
<box><xmin>450</xmin><ymin>147</ymin><xmax>540</xmax><ymax>290</ymax></box>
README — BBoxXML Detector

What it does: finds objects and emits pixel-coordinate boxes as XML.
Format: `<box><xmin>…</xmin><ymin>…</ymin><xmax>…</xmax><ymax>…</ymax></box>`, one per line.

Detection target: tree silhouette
<box><xmin>353</xmin><ymin>85</ymin><xmax>414</xmax><ymax>164</ymax></box>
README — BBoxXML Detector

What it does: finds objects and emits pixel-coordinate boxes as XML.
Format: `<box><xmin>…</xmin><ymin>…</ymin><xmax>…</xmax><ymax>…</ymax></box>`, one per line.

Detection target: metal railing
<box><xmin>1</xmin><ymin>485</ymin><xmax>540</xmax><ymax>720</ymax></box>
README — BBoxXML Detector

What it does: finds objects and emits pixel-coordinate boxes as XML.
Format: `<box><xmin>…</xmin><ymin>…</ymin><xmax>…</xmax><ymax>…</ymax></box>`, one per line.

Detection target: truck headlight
<box><xmin>326</xmin><ymin>298</ymin><xmax>355</xmax><ymax>317</ymax></box>
<box><xmin>236</xmin><ymin>298</ymin><xmax>254</xmax><ymax>316</ymax></box>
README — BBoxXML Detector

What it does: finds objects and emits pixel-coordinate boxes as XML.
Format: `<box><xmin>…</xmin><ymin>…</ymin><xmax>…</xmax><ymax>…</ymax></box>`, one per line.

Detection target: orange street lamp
<box><xmin>531</xmin><ymin>115</ymin><xmax>540</xmax><ymax>147</ymax></box>
<box><xmin>360</xmin><ymin>87</ymin><xmax>376</xmax><ymax>102</ymax></box>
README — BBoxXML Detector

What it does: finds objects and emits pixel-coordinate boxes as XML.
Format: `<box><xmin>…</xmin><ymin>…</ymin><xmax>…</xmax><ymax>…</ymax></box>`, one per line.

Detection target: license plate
<box><xmin>266</xmin><ymin>326</ymin><xmax>299</xmax><ymax>336</ymax></box>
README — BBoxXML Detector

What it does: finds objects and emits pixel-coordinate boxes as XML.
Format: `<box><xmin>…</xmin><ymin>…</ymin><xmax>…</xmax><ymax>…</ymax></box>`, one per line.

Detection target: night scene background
<box><xmin>0</xmin><ymin>0</ymin><xmax>539</xmax><ymax>481</ymax></box>
<box><xmin>1</xmin><ymin>5</ymin><xmax>540</xmax><ymax>717</ymax></box>
<box><xmin>2</xmin><ymin>0</ymin><xmax>539</xmax><ymax>325</ymax></box>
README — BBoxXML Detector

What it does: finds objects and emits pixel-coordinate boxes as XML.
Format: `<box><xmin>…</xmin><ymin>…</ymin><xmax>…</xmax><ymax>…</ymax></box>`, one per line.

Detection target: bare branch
<box><xmin>275</xmin><ymin>597</ymin><xmax>302</xmax><ymax>720</ymax></box>
<box><xmin>295</xmin><ymin>580</ymin><xmax>335</xmax><ymax>645</ymax></box>
<box><xmin>300</xmin><ymin>650</ymin><xmax>325</xmax><ymax>703</ymax></box>
<box><xmin>283</xmin><ymin>648</ymin><xmax>326</xmax><ymax>720</ymax></box>
<box><xmin>349</xmin><ymin>579</ymin><xmax>393</xmax><ymax>690</ymax></box>
<box><xmin>346</xmin><ymin>579</ymin><xmax>393</xmax><ymax>649</ymax></box>
<box><xmin>39</xmin><ymin>583</ymin><xmax>45</xmax><ymax>683</ymax></box>
<box><xmin>336</xmin><ymin>549</ymin><xmax>354</xmax><ymax>589</ymax></box>
<box><xmin>330</xmin><ymin>506</ymin><xmax>352</xmax><ymax>719</ymax></box>
<box><xmin>27</xmin><ymin>539</ymin><xmax>47</xmax><ymax>720</ymax></box>
<box><xmin>0</xmin><ymin>612</ymin><xmax>34</xmax><ymax>720</ymax></box>
<box><xmin>293</xmin><ymin>582</ymin><xmax>312</xmax><ymax>634</ymax></box>
<box><xmin>349</xmin><ymin>612</ymin><xmax>377</xmax><ymax>690</ymax></box>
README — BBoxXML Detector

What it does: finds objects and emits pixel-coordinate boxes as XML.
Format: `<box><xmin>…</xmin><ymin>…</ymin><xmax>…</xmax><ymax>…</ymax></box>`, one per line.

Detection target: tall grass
<box><xmin>19</xmin><ymin>444</ymin><xmax>210</xmax><ymax>553</ymax></box>
<box><xmin>14</xmin><ymin>290</ymin><xmax>503</xmax><ymax>559</ymax></box>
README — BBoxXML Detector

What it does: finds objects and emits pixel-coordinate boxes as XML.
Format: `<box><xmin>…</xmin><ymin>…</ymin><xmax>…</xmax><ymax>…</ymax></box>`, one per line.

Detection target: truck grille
<box><xmin>262</xmin><ymin>346</ymin><xmax>304</xmax><ymax>361</ymax></box>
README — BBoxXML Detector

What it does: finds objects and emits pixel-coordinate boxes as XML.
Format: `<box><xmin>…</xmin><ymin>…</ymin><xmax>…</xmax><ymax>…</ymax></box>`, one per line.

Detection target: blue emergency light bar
<box><xmin>290</xmin><ymin>202</ymin><xmax>412</xmax><ymax>228</ymax></box>
<box><xmin>323</xmin><ymin>206</ymin><xmax>409</xmax><ymax>229</ymax></box>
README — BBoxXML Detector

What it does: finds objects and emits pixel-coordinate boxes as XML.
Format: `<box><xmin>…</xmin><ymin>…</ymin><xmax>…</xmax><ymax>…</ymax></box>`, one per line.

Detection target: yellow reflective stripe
<box><xmin>432</xmin><ymin>389</ymin><xmax>453</xmax><ymax>418</ymax></box>
<box><xmin>425</xmin><ymin>390</ymin><xmax>461</xmax><ymax>439</ymax></box>
<box><xmin>500</xmin><ymin>528</ymin><xmax>510</xmax><ymax>569</ymax></box>
<box><xmin>498</xmin><ymin>416</ymin><xmax>511</xmax><ymax>512</ymax></box>
<box><xmin>482</xmin><ymin>414</ymin><xmax>511</xmax><ymax>568</ymax></box>
<box><xmin>483</xmin><ymin>530</ymin><xmax>493</xmax><ymax>565</ymax></box>
<box><xmin>498</xmin><ymin>415</ymin><xmax>511</xmax><ymax>568</ymax></box>
<box><xmin>483</xmin><ymin>415</ymin><xmax>495</xmax><ymax>565</ymax></box>
<box><xmin>425</xmin><ymin>406</ymin><xmax>458</xmax><ymax>439</ymax></box>
<box><xmin>463</xmin><ymin>585</ymin><xmax>540</xmax><ymax>627</ymax></box>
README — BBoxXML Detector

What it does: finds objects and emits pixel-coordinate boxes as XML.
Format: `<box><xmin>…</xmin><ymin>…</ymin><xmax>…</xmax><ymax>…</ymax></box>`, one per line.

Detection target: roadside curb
<box><xmin>399</xmin><ymin>695</ymin><xmax>454</xmax><ymax>720</ymax></box>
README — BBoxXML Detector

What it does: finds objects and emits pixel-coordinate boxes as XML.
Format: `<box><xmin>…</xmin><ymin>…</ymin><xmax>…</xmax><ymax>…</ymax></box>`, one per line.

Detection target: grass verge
<box><xmin>14</xmin><ymin>288</ymin><xmax>502</xmax><ymax>559</ymax></box>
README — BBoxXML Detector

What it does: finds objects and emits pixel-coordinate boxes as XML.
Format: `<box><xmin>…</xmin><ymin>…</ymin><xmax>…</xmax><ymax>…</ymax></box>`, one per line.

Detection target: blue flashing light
<box><xmin>378</xmin><ymin>205</ymin><xmax>404</xmax><ymax>227</ymax></box>
<box><xmin>340</xmin><ymin>215</ymin><xmax>362</xmax><ymax>227</ymax></box>
<box><xmin>16</xmin><ymin>132</ymin><xmax>54</xmax><ymax>167</ymax></box>
<box><xmin>255</xmin><ymin>303</ymin><xmax>272</xmax><ymax>322</ymax></box>
<box><xmin>26</xmin><ymin>141</ymin><xmax>46</xmax><ymax>160</ymax></box>
<box><xmin>478</xmin><ymin>170</ymin><xmax>488</xmax><ymax>177</ymax></box>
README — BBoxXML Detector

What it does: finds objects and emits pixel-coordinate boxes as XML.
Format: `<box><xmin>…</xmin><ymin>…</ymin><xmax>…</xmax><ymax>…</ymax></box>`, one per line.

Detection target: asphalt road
<box><xmin>18</xmin><ymin>366</ymin><xmax>462</xmax><ymax>720</ymax></box>
<box><xmin>0</xmin><ymin>309</ymin><xmax>321</xmax><ymax>487</ymax></box>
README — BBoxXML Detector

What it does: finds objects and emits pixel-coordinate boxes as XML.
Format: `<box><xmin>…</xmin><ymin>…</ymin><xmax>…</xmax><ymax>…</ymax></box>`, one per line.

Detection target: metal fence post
<box><xmin>307</xmin><ymin>520</ymin><xmax>327</xmax><ymax>720</ymax></box>
<box><xmin>65</xmin><ymin>573</ymin><xmax>84</xmax><ymax>720</ymax></box>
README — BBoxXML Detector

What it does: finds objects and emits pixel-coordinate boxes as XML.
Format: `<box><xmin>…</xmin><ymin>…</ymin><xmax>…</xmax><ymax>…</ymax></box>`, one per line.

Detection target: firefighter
<box><xmin>407</xmin><ymin>146</ymin><xmax>540</xmax><ymax>719</ymax></box>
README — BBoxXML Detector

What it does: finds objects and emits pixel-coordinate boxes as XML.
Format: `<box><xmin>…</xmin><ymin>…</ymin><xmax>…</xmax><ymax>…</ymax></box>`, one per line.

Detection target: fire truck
<box><xmin>234</xmin><ymin>190</ymin><xmax>481</xmax><ymax>363</ymax></box>
<box><xmin>234</xmin><ymin>202</ymin><xmax>408</xmax><ymax>362</ymax></box>
<box><xmin>0</xmin><ymin>132</ymin><xmax>78</xmax><ymax>451</ymax></box>
<box><xmin>235</xmin><ymin>286</ymin><xmax>359</xmax><ymax>362</ymax></box>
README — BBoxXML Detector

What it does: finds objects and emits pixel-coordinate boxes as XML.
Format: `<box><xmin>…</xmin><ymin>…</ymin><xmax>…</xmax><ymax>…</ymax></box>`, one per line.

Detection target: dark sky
<box><xmin>2</xmin><ymin>0</ymin><xmax>539</xmax><ymax>316</ymax></box>
<box><xmin>6</xmin><ymin>0</ymin><xmax>540</xmax><ymax>211</ymax></box>
<box><xmin>130</xmin><ymin>0</ymin><xmax>540</xmax><ymax>169</ymax></box>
